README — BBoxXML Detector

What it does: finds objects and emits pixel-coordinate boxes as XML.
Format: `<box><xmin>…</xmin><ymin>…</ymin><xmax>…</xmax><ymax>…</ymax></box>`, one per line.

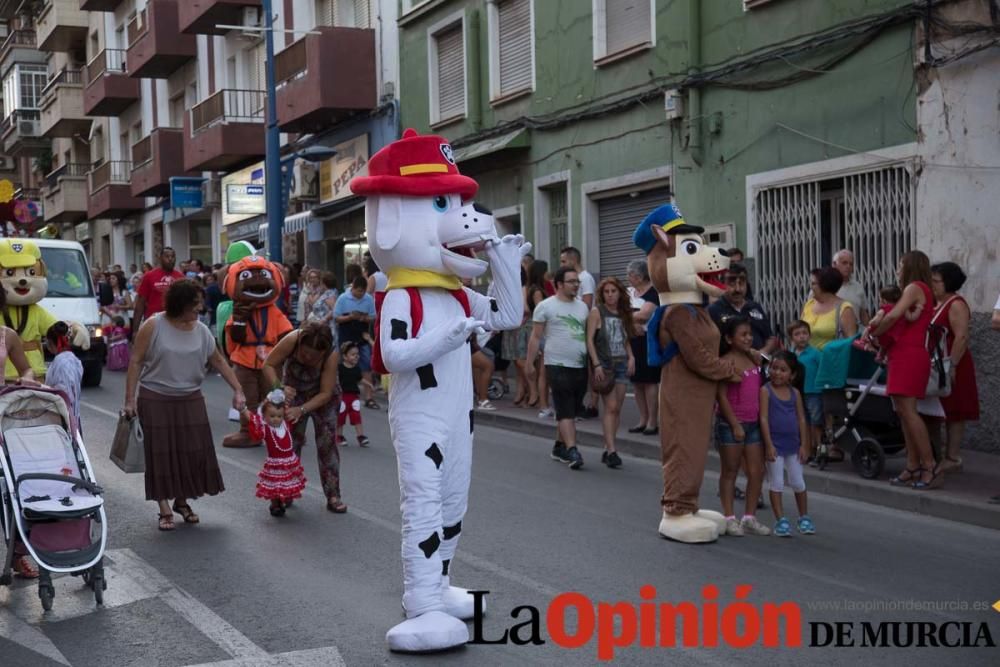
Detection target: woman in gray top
<box><xmin>124</xmin><ymin>279</ymin><xmax>245</xmax><ymax>531</ymax></box>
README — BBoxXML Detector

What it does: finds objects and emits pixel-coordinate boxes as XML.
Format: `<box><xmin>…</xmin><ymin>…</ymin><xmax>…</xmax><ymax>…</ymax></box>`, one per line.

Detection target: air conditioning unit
<box><xmin>239</xmin><ymin>7</ymin><xmax>262</xmax><ymax>39</ymax></box>
<box><xmin>664</xmin><ymin>89</ymin><xmax>685</xmax><ymax>121</ymax></box>
<box><xmin>18</xmin><ymin>120</ymin><xmax>38</xmax><ymax>136</ymax></box>
<box><xmin>0</xmin><ymin>156</ymin><xmax>14</xmax><ymax>171</ymax></box>
<box><xmin>289</xmin><ymin>161</ymin><xmax>318</xmax><ymax>201</ymax></box>
<box><xmin>203</xmin><ymin>178</ymin><xmax>221</xmax><ymax>206</ymax></box>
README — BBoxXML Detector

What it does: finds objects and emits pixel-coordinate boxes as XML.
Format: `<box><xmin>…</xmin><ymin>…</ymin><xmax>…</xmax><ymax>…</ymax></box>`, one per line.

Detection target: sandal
<box><xmin>913</xmin><ymin>468</ymin><xmax>944</xmax><ymax>491</ymax></box>
<box><xmin>172</xmin><ymin>502</ymin><xmax>200</xmax><ymax>524</ymax></box>
<box><xmin>327</xmin><ymin>498</ymin><xmax>348</xmax><ymax>514</ymax></box>
<box><xmin>158</xmin><ymin>513</ymin><xmax>176</xmax><ymax>531</ymax></box>
<box><xmin>364</xmin><ymin>399</ymin><xmax>380</xmax><ymax>410</ymax></box>
<box><xmin>890</xmin><ymin>467</ymin><xmax>921</xmax><ymax>486</ymax></box>
<box><xmin>13</xmin><ymin>555</ymin><xmax>39</xmax><ymax>579</ymax></box>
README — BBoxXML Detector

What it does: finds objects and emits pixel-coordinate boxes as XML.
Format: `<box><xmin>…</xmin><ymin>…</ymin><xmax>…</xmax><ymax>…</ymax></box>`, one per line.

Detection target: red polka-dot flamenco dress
<box><xmin>248</xmin><ymin>412</ymin><xmax>306</xmax><ymax>502</ymax></box>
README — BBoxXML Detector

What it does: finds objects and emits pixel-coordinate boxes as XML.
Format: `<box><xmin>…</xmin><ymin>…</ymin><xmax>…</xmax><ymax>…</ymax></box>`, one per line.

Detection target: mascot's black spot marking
<box><xmin>390</xmin><ymin>319</ymin><xmax>408</xmax><ymax>340</ymax></box>
<box><xmin>443</xmin><ymin>521</ymin><xmax>462</xmax><ymax>540</ymax></box>
<box><xmin>469</xmin><ymin>409</ymin><xmax>474</xmax><ymax>433</ymax></box>
<box><xmin>442</xmin><ymin>559</ymin><xmax>451</xmax><ymax>576</ymax></box>
<box><xmin>490</xmin><ymin>299</ymin><xmax>498</xmax><ymax>312</ymax></box>
<box><xmin>417</xmin><ymin>364</ymin><xmax>437</xmax><ymax>390</ymax></box>
<box><xmin>419</xmin><ymin>532</ymin><xmax>441</xmax><ymax>559</ymax></box>
<box><xmin>425</xmin><ymin>443</ymin><xmax>443</xmax><ymax>469</ymax></box>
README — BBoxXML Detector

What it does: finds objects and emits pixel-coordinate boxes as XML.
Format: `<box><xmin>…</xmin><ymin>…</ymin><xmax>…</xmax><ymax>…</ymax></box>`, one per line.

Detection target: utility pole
<box><xmin>262</xmin><ymin>0</ymin><xmax>283</xmax><ymax>263</ymax></box>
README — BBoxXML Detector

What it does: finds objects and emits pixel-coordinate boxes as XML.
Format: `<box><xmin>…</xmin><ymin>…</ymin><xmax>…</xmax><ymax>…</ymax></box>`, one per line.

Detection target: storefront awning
<box><xmin>452</xmin><ymin>128</ymin><xmax>529</xmax><ymax>163</ymax></box>
<box><xmin>283</xmin><ymin>211</ymin><xmax>313</xmax><ymax>237</ymax></box>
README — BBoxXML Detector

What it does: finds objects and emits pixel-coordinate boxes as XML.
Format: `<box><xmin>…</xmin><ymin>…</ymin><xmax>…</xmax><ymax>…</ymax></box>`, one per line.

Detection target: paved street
<box><xmin>1</xmin><ymin>371</ymin><xmax>998</xmax><ymax>666</ymax></box>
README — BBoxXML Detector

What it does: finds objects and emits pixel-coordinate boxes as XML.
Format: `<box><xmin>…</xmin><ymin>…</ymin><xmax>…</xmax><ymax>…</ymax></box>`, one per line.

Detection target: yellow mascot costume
<box><xmin>0</xmin><ymin>239</ymin><xmax>89</xmax><ymax>381</ymax></box>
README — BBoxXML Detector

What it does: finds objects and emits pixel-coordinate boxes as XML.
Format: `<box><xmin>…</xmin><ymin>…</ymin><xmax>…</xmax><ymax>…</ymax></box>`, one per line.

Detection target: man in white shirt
<box><xmin>525</xmin><ymin>266</ymin><xmax>591</xmax><ymax>470</ymax></box>
<box><xmin>833</xmin><ymin>249</ymin><xmax>869</xmax><ymax>325</ymax></box>
<box><xmin>559</xmin><ymin>246</ymin><xmax>595</xmax><ymax>308</ymax></box>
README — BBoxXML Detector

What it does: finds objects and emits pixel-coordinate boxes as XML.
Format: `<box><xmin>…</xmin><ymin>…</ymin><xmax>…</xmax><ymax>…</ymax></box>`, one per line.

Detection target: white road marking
<box><xmin>0</xmin><ymin>606</ymin><xmax>71</xmax><ymax>665</ymax></box>
<box><xmin>183</xmin><ymin>647</ymin><xmax>350</xmax><ymax>667</ymax></box>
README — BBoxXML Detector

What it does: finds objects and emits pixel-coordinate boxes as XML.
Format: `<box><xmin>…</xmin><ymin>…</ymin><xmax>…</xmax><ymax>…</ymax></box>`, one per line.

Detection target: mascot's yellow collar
<box><xmin>386</xmin><ymin>268</ymin><xmax>462</xmax><ymax>291</ymax></box>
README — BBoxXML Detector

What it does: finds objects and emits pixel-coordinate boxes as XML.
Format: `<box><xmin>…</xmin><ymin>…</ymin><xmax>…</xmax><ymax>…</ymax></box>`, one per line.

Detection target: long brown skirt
<box><xmin>139</xmin><ymin>387</ymin><xmax>225</xmax><ymax>501</ymax></box>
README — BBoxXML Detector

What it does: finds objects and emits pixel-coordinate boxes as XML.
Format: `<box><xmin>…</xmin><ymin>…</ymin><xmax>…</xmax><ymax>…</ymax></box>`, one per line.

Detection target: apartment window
<box><xmin>489</xmin><ymin>0</ymin><xmax>533</xmax><ymax>102</ymax></box>
<box><xmin>428</xmin><ymin>16</ymin><xmax>465</xmax><ymax>125</ymax></box>
<box><xmin>593</xmin><ymin>0</ymin><xmax>654</xmax><ymax>63</ymax></box>
<box><xmin>316</xmin><ymin>0</ymin><xmax>371</xmax><ymax>28</ymax></box>
<box><xmin>2</xmin><ymin>64</ymin><xmax>48</xmax><ymax>116</ymax></box>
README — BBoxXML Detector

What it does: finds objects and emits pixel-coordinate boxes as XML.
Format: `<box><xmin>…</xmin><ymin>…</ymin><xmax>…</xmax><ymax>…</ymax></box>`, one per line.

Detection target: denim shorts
<box><xmin>716</xmin><ymin>419</ymin><xmax>762</xmax><ymax>446</ymax></box>
<box><xmin>609</xmin><ymin>360</ymin><xmax>628</xmax><ymax>384</ymax></box>
<box><xmin>358</xmin><ymin>343</ymin><xmax>372</xmax><ymax>372</ymax></box>
<box><xmin>804</xmin><ymin>393</ymin><xmax>824</xmax><ymax>427</ymax></box>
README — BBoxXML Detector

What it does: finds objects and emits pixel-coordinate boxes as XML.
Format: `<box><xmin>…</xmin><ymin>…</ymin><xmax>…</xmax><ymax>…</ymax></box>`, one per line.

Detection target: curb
<box><xmin>474</xmin><ymin>410</ymin><xmax>1000</xmax><ymax>531</ymax></box>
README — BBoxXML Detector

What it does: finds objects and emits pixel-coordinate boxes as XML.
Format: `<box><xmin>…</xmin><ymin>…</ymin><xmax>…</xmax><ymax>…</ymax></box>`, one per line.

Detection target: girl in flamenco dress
<box><xmin>106</xmin><ymin>316</ymin><xmax>131</xmax><ymax>371</ymax></box>
<box><xmin>245</xmin><ymin>389</ymin><xmax>307</xmax><ymax>517</ymax></box>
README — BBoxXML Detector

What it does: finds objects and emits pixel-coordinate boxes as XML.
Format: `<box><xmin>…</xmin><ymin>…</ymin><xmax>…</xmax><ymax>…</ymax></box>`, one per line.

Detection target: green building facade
<box><xmin>398</xmin><ymin>0</ymin><xmax>918</xmax><ymax>327</ymax></box>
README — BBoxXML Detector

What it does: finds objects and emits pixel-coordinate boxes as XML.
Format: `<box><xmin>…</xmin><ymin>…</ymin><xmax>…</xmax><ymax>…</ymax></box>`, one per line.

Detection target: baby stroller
<box><xmin>0</xmin><ymin>385</ymin><xmax>107</xmax><ymax>610</ymax></box>
<box><xmin>813</xmin><ymin>338</ymin><xmax>907</xmax><ymax>479</ymax></box>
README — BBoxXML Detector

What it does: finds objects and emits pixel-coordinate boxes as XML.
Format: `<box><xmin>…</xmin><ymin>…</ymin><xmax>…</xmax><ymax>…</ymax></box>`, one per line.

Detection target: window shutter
<box><xmin>435</xmin><ymin>25</ymin><xmax>465</xmax><ymax>121</ymax></box>
<box><xmin>316</xmin><ymin>0</ymin><xmax>335</xmax><ymax>27</ymax></box>
<box><xmin>605</xmin><ymin>0</ymin><xmax>650</xmax><ymax>55</ymax></box>
<box><xmin>353</xmin><ymin>0</ymin><xmax>371</xmax><ymax>28</ymax></box>
<box><xmin>497</xmin><ymin>0</ymin><xmax>531</xmax><ymax>96</ymax></box>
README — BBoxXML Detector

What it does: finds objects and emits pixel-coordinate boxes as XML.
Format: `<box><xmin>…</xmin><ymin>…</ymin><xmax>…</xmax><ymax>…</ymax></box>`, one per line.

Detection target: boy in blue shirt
<box><xmin>788</xmin><ymin>320</ymin><xmax>822</xmax><ymax>463</ymax></box>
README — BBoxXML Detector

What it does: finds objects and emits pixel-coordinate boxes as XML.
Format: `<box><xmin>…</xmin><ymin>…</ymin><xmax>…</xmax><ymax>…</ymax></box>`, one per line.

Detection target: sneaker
<box><xmin>566</xmin><ymin>446</ymin><xmax>584</xmax><ymax>470</ymax></box>
<box><xmin>357</xmin><ymin>436</ymin><xmax>370</xmax><ymax>448</ymax></box>
<box><xmin>741</xmin><ymin>516</ymin><xmax>772</xmax><ymax>536</ymax></box>
<box><xmin>773</xmin><ymin>517</ymin><xmax>792</xmax><ymax>537</ymax></box>
<box><xmin>335</xmin><ymin>436</ymin><xmax>348</xmax><ymax>446</ymax></box>
<box><xmin>551</xmin><ymin>441</ymin><xmax>571</xmax><ymax>463</ymax></box>
<box><xmin>725</xmin><ymin>517</ymin><xmax>745</xmax><ymax>536</ymax></box>
<box><xmin>538</xmin><ymin>408</ymin><xmax>554</xmax><ymax>419</ymax></box>
<box><xmin>797</xmin><ymin>516</ymin><xmax>816</xmax><ymax>535</ymax></box>
<box><xmin>605</xmin><ymin>451</ymin><xmax>622</xmax><ymax>469</ymax></box>
<box><xmin>476</xmin><ymin>400</ymin><xmax>497</xmax><ymax>411</ymax></box>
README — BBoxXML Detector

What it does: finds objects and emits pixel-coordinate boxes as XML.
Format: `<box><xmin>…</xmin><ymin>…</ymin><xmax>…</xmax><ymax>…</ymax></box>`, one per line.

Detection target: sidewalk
<box><xmin>474</xmin><ymin>390</ymin><xmax>1000</xmax><ymax>530</ymax></box>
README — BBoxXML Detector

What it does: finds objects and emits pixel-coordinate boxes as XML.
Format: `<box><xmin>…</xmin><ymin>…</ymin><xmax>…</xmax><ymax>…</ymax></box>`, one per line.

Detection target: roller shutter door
<box><xmin>597</xmin><ymin>187</ymin><xmax>670</xmax><ymax>282</ymax></box>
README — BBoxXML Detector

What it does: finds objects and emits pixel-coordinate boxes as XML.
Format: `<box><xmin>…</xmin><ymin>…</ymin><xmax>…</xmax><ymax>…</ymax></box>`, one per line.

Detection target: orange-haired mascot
<box><xmin>222</xmin><ymin>255</ymin><xmax>293</xmax><ymax>448</ymax></box>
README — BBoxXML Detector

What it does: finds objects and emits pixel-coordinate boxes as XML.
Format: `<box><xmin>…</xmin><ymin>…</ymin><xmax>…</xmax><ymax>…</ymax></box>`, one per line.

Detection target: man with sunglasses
<box><xmin>708</xmin><ymin>263</ymin><xmax>777</xmax><ymax>355</ymax></box>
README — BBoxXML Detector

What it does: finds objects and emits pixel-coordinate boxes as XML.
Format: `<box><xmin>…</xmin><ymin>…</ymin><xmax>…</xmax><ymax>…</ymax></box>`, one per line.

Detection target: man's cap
<box><xmin>350</xmin><ymin>128</ymin><xmax>478</xmax><ymax>200</ymax></box>
<box><xmin>0</xmin><ymin>239</ymin><xmax>41</xmax><ymax>269</ymax></box>
<box><xmin>633</xmin><ymin>202</ymin><xmax>705</xmax><ymax>255</ymax></box>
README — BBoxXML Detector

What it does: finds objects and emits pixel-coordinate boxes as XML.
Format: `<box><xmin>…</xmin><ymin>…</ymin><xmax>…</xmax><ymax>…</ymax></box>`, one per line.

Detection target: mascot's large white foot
<box><xmin>658</xmin><ymin>511</ymin><xmax>719</xmax><ymax>544</ymax></box>
<box><xmin>442</xmin><ymin>577</ymin><xmax>480</xmax><ymax>620</ymax></box>
<box><xmin>695</xmin><ymin>509</ymin><xmax>727</xmax><ymax>534</ymax></box>
<box><xmin>386</xmin><ymin>611</ymin><xmax>468</xmax><ymax>653</ymax></box>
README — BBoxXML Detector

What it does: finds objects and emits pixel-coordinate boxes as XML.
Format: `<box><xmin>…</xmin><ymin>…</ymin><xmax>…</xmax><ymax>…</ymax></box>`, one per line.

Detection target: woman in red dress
<box><xmin>930</xmin><ymin>262</ymin><xmax>979</xmax><ymax>475</ymax></box>
<box><xmin>871</xmin><ymin>251</ymin><xmax>939</xmax><ymax>490</ymax></box>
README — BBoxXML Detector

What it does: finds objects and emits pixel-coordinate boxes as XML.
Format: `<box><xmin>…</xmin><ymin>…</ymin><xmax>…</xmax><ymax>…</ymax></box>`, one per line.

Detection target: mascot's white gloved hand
<box><xmin>68</xmin><ymin>322</ymin><xmax>90</xmax><ymax>351</ymax></box>
<box><xmin>484</xmin><ymin>234</ymin><xmax>532</xmax><ymax>268</ymax></box>
<box><xmin>474</xmin><ymin>234</ymin><xmax>531</xmax><ymax>332</ymax></box>
<box><xmin>443</xmin><ymin>317</ymin><xmax>486</xmax><ymax>350</ymax></box>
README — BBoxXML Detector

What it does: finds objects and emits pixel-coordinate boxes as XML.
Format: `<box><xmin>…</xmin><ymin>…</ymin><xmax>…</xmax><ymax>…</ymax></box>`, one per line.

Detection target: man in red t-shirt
<box><xmin>133</xmin><ymin>247</ymin><xmax>184</xmax><ymax>328</ymax></box>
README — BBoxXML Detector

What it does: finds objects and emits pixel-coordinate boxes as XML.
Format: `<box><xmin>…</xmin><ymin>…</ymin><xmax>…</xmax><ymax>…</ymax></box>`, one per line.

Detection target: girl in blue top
<box><xmin>760</xmin><ymin>351</ymin><xmax>815</xmax><ymax>537</ymax></box>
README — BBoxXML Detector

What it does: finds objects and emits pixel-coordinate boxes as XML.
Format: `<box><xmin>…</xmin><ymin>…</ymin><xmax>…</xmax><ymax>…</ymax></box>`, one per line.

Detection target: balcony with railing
<box><xmin>79</xmin><ymin>0</ymin><xmax>125</xmax><ymax>10</ymax></box>
<box><xmin>0</xmin><ymin>29</ymin><xmax>45</xmax><ymax>69</ymax></box>
<box><xmin>36</xmin><ymin>0</ymin><xmax>88</xmax><ymax>53</ymax></box>
<box><xmin>40</xmin><ymin>68</ymin><xmax>89</xmax><ymax>138</ymax></box>
<box><xmin>88</xmin><ymin>159</ymin><xmax>143</xmax><ymax>218</ymax></box>
<box><xmin>126</xmin><ymin>0</ymin><xmax>196</xmax><ymax>79</ymax></box>
<box><xmin>184</xmin><ymin>89</ymin><xmax>265</xmax><ymax>172</ymax></box>
<box><xmin>274</xmin><ymin>26</ymin><xmax>376</xmax><ymax>133</ymax></box>
<box><xmin>179</xmin><ymin>0</ymin><xmax>260</xmax><ymax>36</ymax></box>
<box><xmin>84</xmin><ymin>48</ymin><xmax>139</xmax><ymax>116</ymax></box>
<box><xmin>41</xmin><ymin>162</ymin><xmax>88</xmax><ymax>223</ymax></box>
<box><xmin>0</xmin><ymin>0</ymin><xmax>23</xmax><ymax>20</ymax></box>
<box><xmin>1</xmin><ymin>109</ymin><xmax>47</xmax><ymax>157</ymax></box>
<box><xmin>130</xmin><ymin>127</ymin><xmax>194</xmax><ymax>197</ymax></box>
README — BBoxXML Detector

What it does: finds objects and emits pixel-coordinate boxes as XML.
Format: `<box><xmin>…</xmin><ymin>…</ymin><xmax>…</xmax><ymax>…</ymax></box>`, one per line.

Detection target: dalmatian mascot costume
<box><xmin>633</xmin><ymin>203</ymin><xmax>736</xmax><ymax>544</ymax></box>
<box><xmin>350</xmin><ymin>129</ymin><xmax>529</xmax><ymax>652</ymax></box>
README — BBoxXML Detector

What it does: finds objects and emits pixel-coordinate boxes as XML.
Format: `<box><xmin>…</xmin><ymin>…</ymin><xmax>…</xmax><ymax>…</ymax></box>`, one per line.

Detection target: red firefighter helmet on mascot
<box><xmin>350</xmin><ymin>128</ymin><xmax>477</xmax><ymax>200</ymax></box>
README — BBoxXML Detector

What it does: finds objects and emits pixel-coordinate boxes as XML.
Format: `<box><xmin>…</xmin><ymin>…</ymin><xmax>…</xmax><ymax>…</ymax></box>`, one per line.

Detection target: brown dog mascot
<box><xmin>222</xmin><ymin>255</ymin><xmax>293</xmax><ymax>447</ymax></box>
<box><xmin>633</xmin><ymin>203</ymin><xmax>739</xmax><ymax>543</ymax></box>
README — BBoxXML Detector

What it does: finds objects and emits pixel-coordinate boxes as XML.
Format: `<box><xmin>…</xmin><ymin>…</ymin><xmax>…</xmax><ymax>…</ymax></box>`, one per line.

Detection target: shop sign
<box><xmin>319</xmin><ymin>135</ymin><xmax>369</xmax><ymax>204</ymax></box>
<box><xmin>75</xmin><ymin>222</ymin><xmax>91</xmax><ymax>242</ymax></box>
<box><xmin>170</xmin><ymin>177</ymin><xmax>205</xmax><ymax>209</ymax></box>
<box><xmin>222</xmin><ymin>162</ymin><xmax>265</xmax><ymax>226</ymax></box>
